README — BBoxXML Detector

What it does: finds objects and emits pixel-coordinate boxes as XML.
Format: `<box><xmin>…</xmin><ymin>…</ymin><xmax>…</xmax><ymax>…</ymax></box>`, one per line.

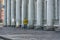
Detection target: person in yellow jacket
<box><xmin>23</xmin><ymin>19</ymin><xmax>28</xmax><ymax>29</ymax></box>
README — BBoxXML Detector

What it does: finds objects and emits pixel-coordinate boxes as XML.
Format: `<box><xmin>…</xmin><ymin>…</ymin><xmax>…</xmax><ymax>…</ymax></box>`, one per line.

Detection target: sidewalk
<box><xmin>0</xmin><ymin>27</ymin><xmax>59</xmax><ymax>40</ymax></box>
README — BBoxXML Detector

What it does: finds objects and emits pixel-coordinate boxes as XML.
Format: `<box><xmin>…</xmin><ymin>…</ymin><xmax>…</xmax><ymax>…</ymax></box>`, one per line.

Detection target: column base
<box><xmin>11</xmin><ymin>25</ymin><xmax>16</xmax><ymax>27</ymax></box>
<box><xmin>7</xmin><ymin>25</ymin><xmax>11</xmax><ymax>27</ymax></box>
<box><xmin>54</xmin><ymin>26</ymin><xmax>60</xmax><ymax>31</ymax></box>
<box><xmin>3</xmin><ymin>25</ymin><xmax>7</xmax><ymax>27</ymax></box>
<box><xmin>34</xmin><ymin>26</ymin><xmax>43</xmax><ymax>30</ymax></box>
<box><xmin>44</xmin><ymin>26</ymin><xmax>55</xmax><ymax>31</ymax></box>
<box><xmin>16</xmin><ymin>25</ymin><xmax>21</xmax><ymax>28</ymax></box>
<box><xmin>27</xmin><ymin>25</ymin><xmax>34</xmax><ymax>29</ymax></box>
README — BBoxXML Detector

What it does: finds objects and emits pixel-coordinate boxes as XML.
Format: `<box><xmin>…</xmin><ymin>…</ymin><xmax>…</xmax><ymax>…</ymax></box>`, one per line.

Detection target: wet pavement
<box><xmin>0</xmin><ymin>27</ymin><xmax>60</xmax><ymax>40</ymax></box>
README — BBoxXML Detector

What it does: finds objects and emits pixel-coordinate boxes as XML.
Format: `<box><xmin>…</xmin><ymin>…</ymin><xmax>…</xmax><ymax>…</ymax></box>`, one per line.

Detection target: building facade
<box><xmin>3</xmin><ymin>0</ymin><xmax>60</xmax><ymax>30</ymax></box>
<box><xmin>0</xmin><ymin>0</ymin><xmax>4</xmax><ymax>23</ymax></box>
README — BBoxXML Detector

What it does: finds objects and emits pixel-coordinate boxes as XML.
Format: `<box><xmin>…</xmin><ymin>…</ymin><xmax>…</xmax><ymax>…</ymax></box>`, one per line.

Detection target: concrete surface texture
<box><xmin>0</xmin><ymin>27</ymin><xmax>59</xmax><ymax>40</ymax></box>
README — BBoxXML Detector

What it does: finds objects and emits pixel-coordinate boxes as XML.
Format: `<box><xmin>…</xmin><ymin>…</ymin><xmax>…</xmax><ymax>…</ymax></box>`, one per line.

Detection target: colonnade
<box><xmin>3</xmin><ymin>0</ymin><xmax>60</xmax><ymax>30</ymax></box>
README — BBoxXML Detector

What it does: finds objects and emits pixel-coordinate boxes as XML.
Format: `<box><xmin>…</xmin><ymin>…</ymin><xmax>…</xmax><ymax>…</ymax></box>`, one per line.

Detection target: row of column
<box><xmin>4</xmin><ymin>0</ymin><xmax>60</xmax><ymax>29</ymax></box>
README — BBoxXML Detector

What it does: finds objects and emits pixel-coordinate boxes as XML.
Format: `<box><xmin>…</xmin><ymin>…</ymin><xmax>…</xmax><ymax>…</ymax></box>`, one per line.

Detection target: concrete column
<box><xmin>16</xmin><ymin>0</ymin><xmax>21</xmax><ymax>27</ymax></box>
<box><xmin>43</xmin><ymin>0</ymin><xmax>48</xmax><ymax>28</ymax></box>
<box><xmin>7</xmin><ymin>0</ymin><xmax>11</xmax><ymax>26</ymax></box>
<box><xmin>34</xmin><ymin>1</ymin><xmax>37</xmax><ymax>26</ymax></box>
<box><xmin>22</xmin><ymin>0</ymin><xmax>27</xmax><ymax>28</ymax></box>
<box><xmin>11</xmin><ymin>0</ymin><xmax>15</xmax><ymax>27</ymax></box>
<box><xmin>54</xmin><ymin>0</ymin><xmax>60</xmax><ymax>31</ymax></box>
<box><xmin>36</xmin><ymin>0</ymin><xmax>42</xmax><ymax>28</ymax></box>
<box><xmin>28</xmin><ymin>0</ymin><xmax>35</xmax><ymax>28</ymax></box>
<box><xmin>59</xmin><ymin>0</ymin><xmax>60</xmax><ymax>26</ymax></box>
<box><xmin>4</xmin><ymin>0</ymin><xmax>7</xmax><ymax>26</ymax></box>
<box><xmin>55</xmin><ymin>0</ymin><xmax>58</xmax><ymax>19</ymax></box>
<box><xmin>57</xmin><ymin>0</ymin><xmax>59</xmax><ymax>19</ymax></box>
<box><xmin>44</xmin><ymin>0</ymin><xmax>47</xmax><ymax>22</ymax></box>
<box><xmin>47</xmin><ymin>0</ymin><xmax>54</xmax><ymax>28</ymax></box>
